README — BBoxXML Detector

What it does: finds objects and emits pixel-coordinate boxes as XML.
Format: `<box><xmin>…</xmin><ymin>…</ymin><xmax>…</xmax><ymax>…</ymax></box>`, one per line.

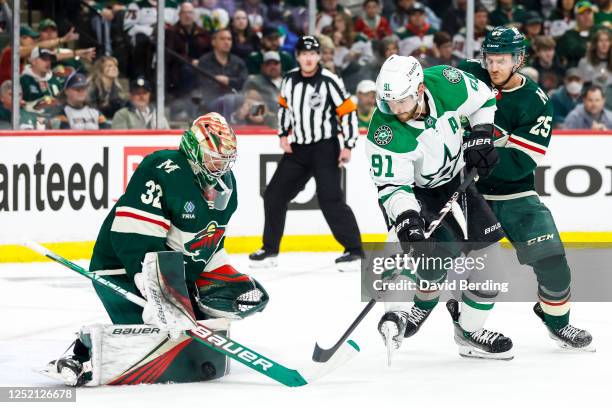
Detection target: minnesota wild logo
<box><xmin>185</xmin><ymin>221</ymin><xmax>226</xmax><ymax>263</ymax></box>
<box><xmin>443</xmin><ymin>67</ymin><xmax>462</xmax><ymax>84</ymax></box>
<box><xmin>373</xmin><ymin>125</ymin><xmax>393</xmax><ymax>145</ymax></box>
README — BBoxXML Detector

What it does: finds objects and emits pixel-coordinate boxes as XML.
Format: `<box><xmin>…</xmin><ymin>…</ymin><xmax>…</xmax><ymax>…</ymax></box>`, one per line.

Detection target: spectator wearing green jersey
<box><xmin>0</xmin><ymin>80</ymin><xmax>44</xmax><ymax>129</ymax></box>
<box><xmin>20</xmin><ymin>47</ymin><xmax>63</xmax><ymax>114</ymax></box>
<box><xmin>489</xmin><ymin>0</ymin><xmax>526</xmax><ymax>27</ymax></box>
<box><xmin>556</xmin><ymin>1</ymin><xmax>597</xmax><ymax>68</ymax></box>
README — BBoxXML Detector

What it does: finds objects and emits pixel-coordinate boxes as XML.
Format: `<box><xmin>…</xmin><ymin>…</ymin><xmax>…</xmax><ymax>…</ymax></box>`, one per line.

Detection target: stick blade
<box><xmin>305</xmin><ymin>340</ymin><xmax>360</xmax><ymax>383</ymax></box>
<box><xmin>312</xmin><ymin>341</ymin><xmax>337</xmax><ymax>363</ymax></box>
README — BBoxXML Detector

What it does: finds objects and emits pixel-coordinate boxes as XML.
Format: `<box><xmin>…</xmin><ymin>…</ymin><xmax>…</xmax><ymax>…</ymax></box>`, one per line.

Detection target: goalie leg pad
<box><xmin>78</xmin><ymin>319</ymin><xmax>231</xmax><ymax>386</ymax></box>
<box><xmin>141</xmin><ymin>251</ymin><xmax>198</xmax><ymax>333</ymax></box>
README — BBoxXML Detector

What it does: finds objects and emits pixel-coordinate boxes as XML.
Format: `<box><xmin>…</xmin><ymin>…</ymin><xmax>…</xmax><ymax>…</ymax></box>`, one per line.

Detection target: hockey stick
<box><xmin>24</xmin><ymin>241</ymin><xmax>359</xmax><ymax>387</ymax></box>
<box><xmin>312</xmin><ymin>167</ymin><xmax>479</xmax><ymax>363</ymax></box>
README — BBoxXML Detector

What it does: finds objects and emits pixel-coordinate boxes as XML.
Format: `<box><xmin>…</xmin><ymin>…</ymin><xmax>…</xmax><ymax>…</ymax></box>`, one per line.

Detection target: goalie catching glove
<box><xmin>462</xmin><ymin>124</ymin><xmax>499</xmax><ymax>179</ymax></box>
<box><xmin>194</xmin><ymin>265</ymin><xmax>269</xmax><ymax>320</ymax></box>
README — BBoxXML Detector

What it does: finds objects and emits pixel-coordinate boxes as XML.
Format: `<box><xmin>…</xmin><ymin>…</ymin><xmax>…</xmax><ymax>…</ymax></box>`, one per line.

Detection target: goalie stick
<box><xmin>312</xmin><ymin>168</ymin><xmax>479</xmax><ymax>363</ymax></box>
<box><xmin>24</xmin><ymin>241</ymin><xmax>359</xmax><ymax>387</ymax></box>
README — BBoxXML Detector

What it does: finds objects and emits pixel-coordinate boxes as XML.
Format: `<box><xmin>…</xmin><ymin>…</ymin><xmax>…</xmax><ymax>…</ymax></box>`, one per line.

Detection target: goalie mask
<box><xmin>180</xmin><ymin>113</ymin><xmax>237</xmax><ymax>210</ymax></box>
<box><xmin>375</xmin><ymin>55</ymin><xmax>424</xmax><ymax>116</ymax></box>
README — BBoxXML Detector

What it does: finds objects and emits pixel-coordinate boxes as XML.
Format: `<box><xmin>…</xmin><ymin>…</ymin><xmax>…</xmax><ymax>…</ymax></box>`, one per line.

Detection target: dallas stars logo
<box><xmin>443</xmin><ymin>67</ymin><xmax>462</xmax><ymax>84</ymax></box>
<box><xmin>421</xmin><ymin>144</ymin><xmax>462</xmax><ymax>187</ymax></box>
<box><xmin>373</xmin><ymin>125</ymin><xmax>393</xmax><ymax>145</ymax></box>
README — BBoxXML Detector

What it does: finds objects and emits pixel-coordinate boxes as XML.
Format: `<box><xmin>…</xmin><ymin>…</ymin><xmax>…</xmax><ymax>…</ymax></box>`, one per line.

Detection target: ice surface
<box><xmin>0</xmin><ymin>253</ymin><xmax>609</xmax><ymax>408</ymax></box>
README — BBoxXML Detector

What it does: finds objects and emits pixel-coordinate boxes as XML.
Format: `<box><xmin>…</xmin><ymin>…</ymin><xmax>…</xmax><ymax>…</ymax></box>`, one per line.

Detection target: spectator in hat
<box><xmin>530</xmin><ymin>35</ymin><xmax>566</xmax><ymax>93</ymax></box>
<box><xmin>243</xmin><ymin>51</ymin><xmax>282</xmax><ymax>119</ymax></box>
<box><xmin>37</xmin><ymin>18</ymin><xmax>96</xmax><ymax>80</ymax></box>
<box><xmin>396</xmin><ymin>3</ymin><xmax>438</xmax><ymax>57</ymax></box>
<box><xmin>354</xmin><ymin>0</ymin><xmax>392</xmax><ymax>40</ymax></box>
<box><xmin>557</xmin><ymin>1</ymin><xmax>597</xmax><ymax>68</ymax></box>
<box><xmin>54</xmin><ymin>72</ymin><xmax>109</xmax><ymax>130</ymax></box>
<box><xmin>489</xmin><ymin>0</ymin><xmax>527</xmax><ymax>27</ymax></box>
<box><xmin>20</xmin><ymin>47</ymin><xmax>63</xmax><ymax>114</ymax></box>
<box><xmin>355</xmin><ymin>79</ymin><xmax>376</xmax><ymax>129</ymax></box>
<box><xmin>0</xmin><ymin>25</ymin><xmax>39</xmax><ymax>86</ymax></box>
<box><xmin>197</xmin><ymin>28</ymin><xmax>248</xmax><ymax>103</ymax></box>
<box><xmin>0</xmin><ymin>80</ymin><xmax>45</xmax><ymax>130</ymax></box>
<box><xmin>551</xmin><ymin>68</ymin><xmax>585</xmax><ymax>127</ymax></box>
<box><xmin>451</xmin><ymin>3</ymin><xmax>491</xmax><ymax>59</ymax></box>
<box><xmin>246</xmin><ymin>26</ymin><xmax>295</xmax><ymax>74</ymax></box>
<box><xmin>578</xmin><ymin>28</ymin><xmax>612</xmax><ymax>87</ymax></box>
<box><xmin>111</xmin><ymin>76</ymin><xmax>168</xmax><ymax>129</ymax></box>
<box><xmin>564</xmin><ymin>84</ymin><xmax>612</xmax><ymax>129</ymax></box>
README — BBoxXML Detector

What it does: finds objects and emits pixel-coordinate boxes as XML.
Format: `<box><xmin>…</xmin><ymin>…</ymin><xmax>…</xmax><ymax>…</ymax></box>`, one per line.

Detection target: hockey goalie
<box><xmin>40</xmin><ymin>113</ymin><xmax>269</xmax><ymax>386</ymax></box>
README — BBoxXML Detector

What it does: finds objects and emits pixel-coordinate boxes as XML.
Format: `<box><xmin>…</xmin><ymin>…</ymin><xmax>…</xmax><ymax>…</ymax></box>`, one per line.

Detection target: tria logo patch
<box><xmin>182</xmin><ymin>201</ymin><xmax>196</xmax><ymax>219</ymax></box>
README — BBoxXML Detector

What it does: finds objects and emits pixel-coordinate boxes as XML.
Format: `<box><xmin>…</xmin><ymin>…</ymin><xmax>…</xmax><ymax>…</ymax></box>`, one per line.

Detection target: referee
<box><xmin>249</xmin><ymin>36</ymin><xmax>363</xmax><ymax>271</ymax></box>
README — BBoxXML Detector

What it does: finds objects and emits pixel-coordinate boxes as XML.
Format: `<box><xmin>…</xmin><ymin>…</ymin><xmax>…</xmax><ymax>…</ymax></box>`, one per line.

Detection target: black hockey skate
<box><xmin>446</xmin><ymin>299</ymin><xmax>514</xmax><ymax>360</ymax></box>
<box><xmin>248</xmin><ymin>248</ymin><xmax>278</xmax><ymax>268</ymax></box>
<box><xmin>533</xmin><ymin>303</ymin><xmax>595</xmax><ymax>351</ymax></box>
<box><xmin>403</xmin><ymin>304</ymin><xmax>434</xmax><ymax>338</ymax></box>
<box><xmin>335</xmin><ymin>251</ymin><xmax>362</xmax><ymax>272</ymax></box>
<box><xmin>378</xmin><ymin>311</ymin><xmax>408</xmax><ymax>366</ymax></box>
<box><xmin>40</xmin><ymin>356</ymin><xmax>87</xmax><ymax>387</ymax></box>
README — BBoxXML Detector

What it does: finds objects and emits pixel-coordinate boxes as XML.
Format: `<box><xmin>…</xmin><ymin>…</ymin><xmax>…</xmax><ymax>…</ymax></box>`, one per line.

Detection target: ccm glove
<box><xmin>463</xmin><ymin>124</ymin><xmax>499</xmax><ymax>179</ymax></box>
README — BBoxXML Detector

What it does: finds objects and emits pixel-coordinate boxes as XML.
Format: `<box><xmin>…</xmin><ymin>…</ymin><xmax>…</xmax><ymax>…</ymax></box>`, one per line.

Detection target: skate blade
<box><xmin>336</xmin><ymin>259</ymin><xmax>361</xmax><ymax>272</ymax></box>
<box><xmin>35</xmin><ymin>365</ymin><xmax>79</xmax><ymax>386</ymax></box>
<box><xmin>380</xmin><ymin>324</ymin><xmax>399</xmax><ymax>367</ymax></box>
<box><xmin>249</xmin><ymin>258</ymin><xmax>278</xmax><ymax>269</ymax></box>
<box><xmin>458</xmin><ymin>346</ymin><xmax>514</xmax><ymax>361</ymax></box>
<box><xmin>550</xmin><ymin>335</ymin><xmax>596</xmax><ymax>353</ymax></box>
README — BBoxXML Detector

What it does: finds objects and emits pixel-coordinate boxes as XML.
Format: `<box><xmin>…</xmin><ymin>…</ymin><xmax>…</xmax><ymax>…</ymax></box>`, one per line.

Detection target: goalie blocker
<box><xmin>42</xmin><ymin>251</ymin><xmax>269</xmax><ymax>386</ymax></box>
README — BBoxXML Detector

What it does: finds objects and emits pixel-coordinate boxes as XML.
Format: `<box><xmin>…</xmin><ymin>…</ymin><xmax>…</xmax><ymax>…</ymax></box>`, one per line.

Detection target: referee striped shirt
<box><xmin>277</xmin><ymin>66</ymin><xmax>359</xmax><ymax>148</ymax></box>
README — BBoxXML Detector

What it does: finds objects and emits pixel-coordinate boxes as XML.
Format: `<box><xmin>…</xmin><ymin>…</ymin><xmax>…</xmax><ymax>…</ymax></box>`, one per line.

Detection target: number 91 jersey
<box><xmin>89</xmin><ymin>149</ymin><xmax>238</xmax><ymax>284</ymax></box>
<box><xmin>458</xmin><ymin>60</ymin><xmax>554</xmax><ymax>199</ymax></box>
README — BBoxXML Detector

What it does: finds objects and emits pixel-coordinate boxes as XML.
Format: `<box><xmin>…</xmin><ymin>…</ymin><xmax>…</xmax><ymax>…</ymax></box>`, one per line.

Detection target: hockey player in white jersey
<box><xmin>366</xmin><ymin>55</ymin><xmax>513</xmax><ymax>360</ymax></box>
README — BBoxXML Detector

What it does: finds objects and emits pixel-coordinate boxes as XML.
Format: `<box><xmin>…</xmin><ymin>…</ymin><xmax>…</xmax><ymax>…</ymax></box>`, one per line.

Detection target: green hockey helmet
<box><xmin>480</xmin><ymin>26</ymin><xmax>526</xmax><ymax>71</ymax></box>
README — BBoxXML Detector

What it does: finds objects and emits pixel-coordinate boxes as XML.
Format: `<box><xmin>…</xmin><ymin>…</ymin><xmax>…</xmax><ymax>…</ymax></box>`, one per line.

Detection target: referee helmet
<box><xmin>295</xmin><ymin>35</ymin><xmax>320</xmax><ymax>53</ymax></box>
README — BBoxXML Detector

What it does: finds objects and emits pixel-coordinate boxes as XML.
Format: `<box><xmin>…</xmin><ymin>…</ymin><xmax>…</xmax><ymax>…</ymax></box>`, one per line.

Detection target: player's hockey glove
<box><xmin>463</xmin><ymin>124</ymin><xmax>499</xmax><ymax>179</ymax></box>
<box><xmin>395</xmin><ymin>210</ymin><xmax>435</xmax><ymax>256</ymax></box>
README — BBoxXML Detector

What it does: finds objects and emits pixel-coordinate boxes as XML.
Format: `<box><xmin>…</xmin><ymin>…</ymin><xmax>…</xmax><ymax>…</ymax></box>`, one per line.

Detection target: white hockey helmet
<box><xmin>375</xmin><ymin>55</ymin><xmax>424</xmax><ymax>115</ymax></box>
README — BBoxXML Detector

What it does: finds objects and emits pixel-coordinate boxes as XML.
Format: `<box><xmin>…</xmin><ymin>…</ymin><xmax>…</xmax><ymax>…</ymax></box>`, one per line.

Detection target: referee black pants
<box><xmin>262</xmin><ymin>138</ymin><xmax>362</xmax><ymax>254</ymax></box>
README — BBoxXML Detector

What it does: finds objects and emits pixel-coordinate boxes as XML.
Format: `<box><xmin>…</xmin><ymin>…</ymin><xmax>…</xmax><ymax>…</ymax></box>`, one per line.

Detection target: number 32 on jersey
<box><xmin>141</xmin><ymin>180</ymin><xmax>162</xmax><ymax>208</ymax></box>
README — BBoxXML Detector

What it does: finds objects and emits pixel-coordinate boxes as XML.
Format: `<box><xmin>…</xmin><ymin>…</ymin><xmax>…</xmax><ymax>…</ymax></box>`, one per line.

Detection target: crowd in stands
<box><xmin>0</xmin><ymin>0</ymin><xmax>610</xmax><ymax>131</ymax></box>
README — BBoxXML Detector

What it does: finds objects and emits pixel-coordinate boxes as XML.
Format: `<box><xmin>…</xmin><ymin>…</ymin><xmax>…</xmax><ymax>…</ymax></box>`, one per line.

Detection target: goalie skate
<box><xmin>533</xmin><ymin>303</ymin><xmax>595</xmax><ymax>352</ymax></box>
<box><xmin>377</xmin><ymin>311</ymin><xmax>408</xmax><ymax>366</ymax></box>
<box><xmin>446</xmin><ymin>299</ymin><xmax>513</xmax><ymax>361</ymax></box>
<box><xmin>39</xmin><ymin>356</ymin><xmax>89</xmax><ymax>387</ymax></box>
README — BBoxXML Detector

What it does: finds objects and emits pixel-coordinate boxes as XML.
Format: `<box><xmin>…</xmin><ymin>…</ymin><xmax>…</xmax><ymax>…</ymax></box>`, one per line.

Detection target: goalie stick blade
<box><xmin>304</xmin><ymin>340</ymin><xmax>360</xmax><ymax>384</ymax></box>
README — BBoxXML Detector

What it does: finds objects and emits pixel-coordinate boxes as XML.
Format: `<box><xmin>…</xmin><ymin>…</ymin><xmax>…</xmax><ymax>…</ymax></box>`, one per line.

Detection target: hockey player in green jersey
<box><xmin>368</xmin><ymin>55</ymin><xmax>513</xmax><ymax>360</ymax></box>
<box><xmin>42</xmin><ymin>113</ymin><xmax>270</xmax><ymax>386</ymax></box>
<box><xmin>458</xmin><ymin>27</ymin><xmax>593</xmax><ymax>351</ymax></box>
